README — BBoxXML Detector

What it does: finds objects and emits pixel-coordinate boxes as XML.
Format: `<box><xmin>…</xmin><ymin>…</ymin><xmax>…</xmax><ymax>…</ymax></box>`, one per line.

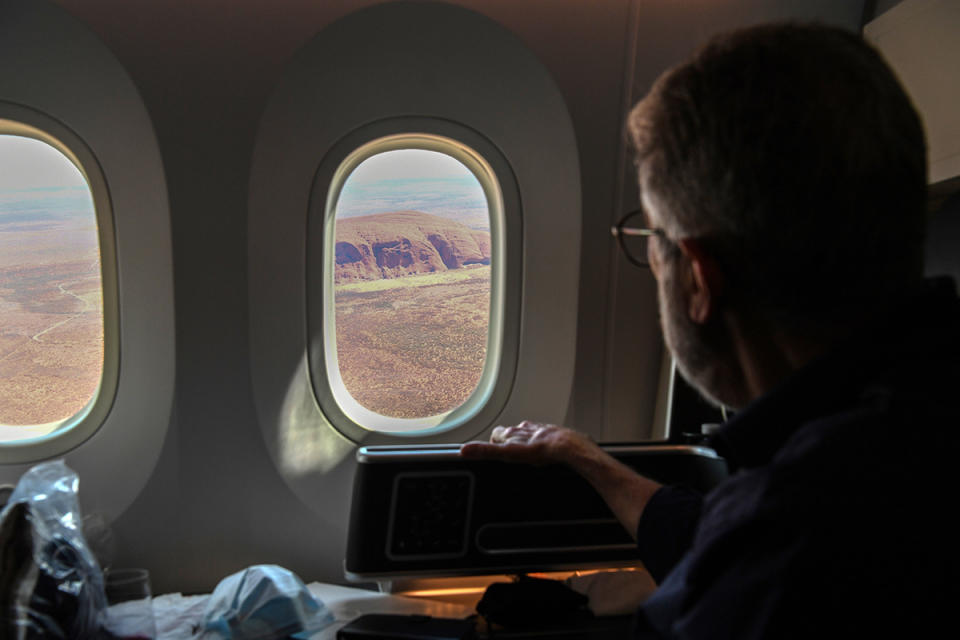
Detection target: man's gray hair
<box><xmin>629</xmin><ymin>23</ymin><xmax>927</xmax><ymax>325</ymax></box>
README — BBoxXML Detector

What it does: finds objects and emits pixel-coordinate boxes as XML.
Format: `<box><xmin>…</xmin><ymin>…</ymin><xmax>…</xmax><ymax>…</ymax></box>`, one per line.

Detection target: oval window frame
<box><xmin>0</xmin><ymin>104</ymin><xmax>119</xmax><ymax>459</ymax></box>
<box><xmin>306</xmin><ymin>118</ymin><xmax>522</xmax><ymax>441</ymax></box>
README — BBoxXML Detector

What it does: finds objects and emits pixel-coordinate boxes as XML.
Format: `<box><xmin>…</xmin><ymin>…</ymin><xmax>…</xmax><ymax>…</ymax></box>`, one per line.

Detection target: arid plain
<box><xmin>0</xmin><ymin>206</ymin><xmax>103</xmax><ymax>427</ymax></box>
<box><xmin>0</xmin><ymin>203</ymin><xmax>491</xmax><ymax>427</ymax></box>
<box><xmin>335</xmin><ymin>264</ymin><xmax>491</xmax><ymax>419</ymax></box>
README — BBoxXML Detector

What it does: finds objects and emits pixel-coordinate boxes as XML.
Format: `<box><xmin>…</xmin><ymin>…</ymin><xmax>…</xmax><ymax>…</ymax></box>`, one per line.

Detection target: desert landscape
<box><xmin>1</xmin><ymin>182</ymin><xmax>490</xmax><ymax>428</ymax></box>
<box><xmin>334</xmin><ymin>211</ymin><xmax>491</xmax><ymax>419</ymax></box>
<box><xmin>0</xmin><ymin>192</ymin><xmax>103</xmax><ymax>428</ymax></box>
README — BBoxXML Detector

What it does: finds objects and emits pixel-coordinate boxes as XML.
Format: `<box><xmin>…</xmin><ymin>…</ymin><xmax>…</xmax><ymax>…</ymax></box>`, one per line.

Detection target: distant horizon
<box><xmin>0</xmin><ymin>185</ymin><xmax>88</xmax><ymax>194</ymax></box>
<box><xmin>337</xmin><ymin>175</ymin><xmax>489</xmax><ymax>231</ymax></box>
<box><xmin>0</xmin><ymin>187</ymin><xmax>95</xmax><ymax>228</ymax></box>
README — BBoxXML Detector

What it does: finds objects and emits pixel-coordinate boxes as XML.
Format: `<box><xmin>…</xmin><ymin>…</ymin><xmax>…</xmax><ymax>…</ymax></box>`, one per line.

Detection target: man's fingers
<box><xmin>492</xmin><ymin>422</ymin><xmax>545</xmax><ymax>442</ymax></box>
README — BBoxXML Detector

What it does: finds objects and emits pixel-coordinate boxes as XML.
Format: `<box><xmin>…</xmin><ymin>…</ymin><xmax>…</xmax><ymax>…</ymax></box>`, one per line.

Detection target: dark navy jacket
<box><xmin>634</xmin><ymin>278</ymin><xmax>959</xmax><ymax>638</ymax></box>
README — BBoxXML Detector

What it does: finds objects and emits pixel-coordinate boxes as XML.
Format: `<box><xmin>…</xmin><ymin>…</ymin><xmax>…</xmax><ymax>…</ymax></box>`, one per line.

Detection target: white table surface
<box><xmin>152</xmin><ymin>581</ymin><xmax>476</xmax><ymax>639</ymax></box>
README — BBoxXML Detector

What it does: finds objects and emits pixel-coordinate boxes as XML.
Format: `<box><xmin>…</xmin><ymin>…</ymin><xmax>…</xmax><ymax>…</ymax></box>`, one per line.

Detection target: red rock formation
<box><xmin>334</xmin><ymin>211</ymin><xmax>490</xmax><ymax>283</ymax></box>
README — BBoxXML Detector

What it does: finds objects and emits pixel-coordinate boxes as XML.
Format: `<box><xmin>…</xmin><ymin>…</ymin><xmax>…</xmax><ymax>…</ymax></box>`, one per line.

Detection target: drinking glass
<box><xmin>103</xmin><ymin>568</ymin><xmax>157</xmax><ymax>639</ymax></box>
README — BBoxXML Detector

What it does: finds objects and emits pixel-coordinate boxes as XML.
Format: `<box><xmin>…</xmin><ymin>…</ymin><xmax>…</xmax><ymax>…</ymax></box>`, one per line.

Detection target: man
<box><xmin>462</xmin><ymin>23</ymin><xmax>958</xmax><ymax>638</ymax></box>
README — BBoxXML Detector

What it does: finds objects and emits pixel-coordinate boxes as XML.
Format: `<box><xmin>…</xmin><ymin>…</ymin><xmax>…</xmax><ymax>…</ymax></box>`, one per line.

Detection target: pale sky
<box><xmin>1</xmin><ymin>140</ymin><xmax>464</xmax><ymax>192</ymax></box>
<box><xmin>345</xmin><ymin>149</ymin><xmax>473</xmax><ymax>186</ymax></box>
<box><xmin>0</xmin><ymin>135</ymin><xmax>86</xmax><ymax>191</ymax></box>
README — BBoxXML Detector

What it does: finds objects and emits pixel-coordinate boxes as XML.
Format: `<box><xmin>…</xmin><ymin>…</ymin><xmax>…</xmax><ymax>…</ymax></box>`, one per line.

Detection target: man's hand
<box><xmin>460</xmin><ymin>420</ymin><xmax>664</xmax><ymax>538</ymax></box>
<box><xmin>460</xmin><ymin>421</ymin><xmax>597</xmax><ymax>467</ymax></box>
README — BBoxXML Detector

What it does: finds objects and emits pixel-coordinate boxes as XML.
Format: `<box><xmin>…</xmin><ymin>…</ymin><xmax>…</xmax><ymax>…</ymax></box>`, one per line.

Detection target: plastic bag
<box><xmin>200</xmin><ymin>565</ymin><xmax>334</xmax><ymax>639</ymax></box>
<box><xmin>0</xmin><ymin>460</ymin><xmax>109</xmax><ymax>638</ymax></box>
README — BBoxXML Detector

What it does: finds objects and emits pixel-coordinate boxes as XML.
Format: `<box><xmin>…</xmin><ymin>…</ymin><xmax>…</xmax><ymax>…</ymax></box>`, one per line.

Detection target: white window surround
<box><xmin>319</xmin><ymin>134</ymin><xmax>505</xmax><ymax>435</ymax></box>
<box><xmin>0</xmin><ymin>0</ymin><xmax>174</xmax><ymax>523</ymax></box>
<box><xmin>301</xmin><ymin>117</ymin><xmax>523</xmax><ymax>450</ymax></box>
<box><xmin>0</xmin><ymin>114</ymin><xmax>117</xmax><ymax>445</ymax></box>
<box><xmin>248</xmin><ymin>2</ymin><xmax>580</xmax><ymax>510</ymax></box>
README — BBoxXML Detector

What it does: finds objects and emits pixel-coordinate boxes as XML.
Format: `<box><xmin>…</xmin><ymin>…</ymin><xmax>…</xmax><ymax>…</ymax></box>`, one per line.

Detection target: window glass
<box><xmin>330</xmin><ymin>147</ymin><xmax>494</xmax><ymax>428</ymax></box>
<box><xmin>0</xmin><ymin>133</ymin><xmax>103</xmax><ymax>441</ymax></box>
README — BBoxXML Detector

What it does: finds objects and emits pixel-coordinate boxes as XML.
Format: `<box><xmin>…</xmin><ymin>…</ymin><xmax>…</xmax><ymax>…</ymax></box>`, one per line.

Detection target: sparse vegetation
<box><xmin>335</xmin><ymin>264</ymin><xmax>491</xmax><ymax>418</ymax></box>
<box><xmin>0</xmin><ymin>214</ymin><xmax>104</xmax><ymax>427</ymax></box>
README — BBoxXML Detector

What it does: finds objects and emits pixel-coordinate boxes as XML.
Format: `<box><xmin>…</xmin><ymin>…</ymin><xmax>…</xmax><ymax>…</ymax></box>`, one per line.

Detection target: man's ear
<box><xmin>676</xmin><ymin>238</ymin><xmax>725</xmax><ymax>324</ymax></box>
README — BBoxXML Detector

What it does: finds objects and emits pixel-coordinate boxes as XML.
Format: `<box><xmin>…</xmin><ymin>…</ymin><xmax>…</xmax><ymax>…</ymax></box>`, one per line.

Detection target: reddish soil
<box><xmin>335</xmin><ymin>268</ymin><xmax>491</xmax><ymax>419</ymax></box>
<box><xmin>0</xmin><ymin>216</ymin><xmax>103</xmax><ymax>426</ymax></box>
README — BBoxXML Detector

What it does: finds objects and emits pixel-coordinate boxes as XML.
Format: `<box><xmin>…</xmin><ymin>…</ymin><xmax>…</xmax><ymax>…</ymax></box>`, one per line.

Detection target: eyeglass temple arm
<box><xmin>610</xmin><ymin>226</ymin><xmax>657</xmax><ymax>238</ymax></box>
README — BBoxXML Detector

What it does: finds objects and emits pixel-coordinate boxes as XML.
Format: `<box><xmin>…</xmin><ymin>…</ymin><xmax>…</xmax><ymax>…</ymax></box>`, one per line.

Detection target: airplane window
<box><xmin>322</xmin><ymin>137</ymin><xmax>504</xmax><ymax>434</ymax></box>
<box><xmin>0</xmin><ymin>128</ymin><xmax>104</xmax><ymax>443</ymax></box>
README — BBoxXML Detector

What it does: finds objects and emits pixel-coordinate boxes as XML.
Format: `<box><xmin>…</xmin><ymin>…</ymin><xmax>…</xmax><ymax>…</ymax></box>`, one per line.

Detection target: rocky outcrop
<box><xmin>334</xmin><ymin>211</ymin><xmax>490</xmax><ymax>283</ymax></box>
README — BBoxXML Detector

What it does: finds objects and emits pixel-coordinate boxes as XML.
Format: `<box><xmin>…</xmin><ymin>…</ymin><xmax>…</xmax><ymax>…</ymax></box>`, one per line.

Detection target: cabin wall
<box><xmin>32</xmin><ymin>0</ymin><xmax>866</xmax><ymax>593</ymax></box>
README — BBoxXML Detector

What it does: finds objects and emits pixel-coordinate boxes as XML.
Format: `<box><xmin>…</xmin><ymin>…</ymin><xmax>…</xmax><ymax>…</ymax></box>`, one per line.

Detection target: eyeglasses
<box><xmin>611</xmin><ymin>208</ymin><xmax>667</xmax><ymax>268</ymax></box>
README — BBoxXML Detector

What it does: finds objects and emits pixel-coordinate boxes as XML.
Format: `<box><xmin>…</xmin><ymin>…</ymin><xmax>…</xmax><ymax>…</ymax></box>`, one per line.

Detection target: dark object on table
<box><xmin>476</xmin><ymin>575</ymin><xmax>591</xmax><ymax>628</ymax></box>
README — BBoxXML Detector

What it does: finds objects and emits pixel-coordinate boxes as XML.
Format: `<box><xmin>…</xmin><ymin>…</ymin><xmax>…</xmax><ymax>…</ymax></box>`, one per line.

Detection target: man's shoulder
<box><xmin>687</xmin><ymin>399</ymin><xmax>957</xmax><ymax>633</ymax></box>
<box><xmin>701</xmin><ymin>385</ymin><xmax>958</xmax><ymax>542</ymax></box>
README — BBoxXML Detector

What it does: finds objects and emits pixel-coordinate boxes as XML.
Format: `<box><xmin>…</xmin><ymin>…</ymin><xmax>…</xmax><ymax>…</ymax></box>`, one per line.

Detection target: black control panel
<box><xmin>345</xmin><ymin>443</ymin><xmax>727</xmax><ymax>580</ymax></box>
